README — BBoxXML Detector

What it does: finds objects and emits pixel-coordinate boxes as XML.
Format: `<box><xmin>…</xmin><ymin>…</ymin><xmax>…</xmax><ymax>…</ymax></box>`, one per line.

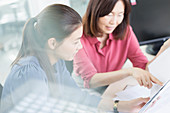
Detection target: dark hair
<box><xmin>83</xmin><ymin>0</ymin><xmax>131</xmax><ymax>40</ymax></box>
<box><xmin>12</xmin><ymin>4</ymin><xmax>82</xmax><ymax>91</ymax></box>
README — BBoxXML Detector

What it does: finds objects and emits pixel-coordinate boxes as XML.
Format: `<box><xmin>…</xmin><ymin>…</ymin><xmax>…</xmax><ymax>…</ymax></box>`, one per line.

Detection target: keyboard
<box><xmin>7</xmin><ymin>93</ymin><xmax>98</xmax><ymax>113</ymax></box>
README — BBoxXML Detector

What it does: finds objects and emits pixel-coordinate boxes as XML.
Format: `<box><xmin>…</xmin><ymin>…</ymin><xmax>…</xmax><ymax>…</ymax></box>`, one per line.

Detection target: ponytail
<box><xmin>12</xmin><ymin>17</ymin><xmax>56</xmax><ymax>88</ymax></box>
<box><xmin>12</xmin><ymin>18</ymin><xmax>37</xmax><ymax>65</ymax></box>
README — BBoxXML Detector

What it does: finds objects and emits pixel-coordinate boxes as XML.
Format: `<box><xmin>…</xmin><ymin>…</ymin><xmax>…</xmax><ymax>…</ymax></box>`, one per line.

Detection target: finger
<box><xmin>146</xmin><ymin>74</ymin><xmax>152</xmax><ymax>88</ymax></box>
<box><xmin>137</xmin><ymin>78</ymin><xmax>143</xmax><ymax>86</ymax></box>
<box><xmin>150</xmin><ymin>75</ymin><xmax>163</xmax><ymax>86</ymax></box>
<box><xmin>138</xmin><ymin>102</ymin><xmax>146</xmax><ymax>108</ymax></box>
<box><xmin>141</xmin><ymin>75</ymin><xmax>148</xmax><ymax>87</ymax></box>
<box><xmin>133</xmin><ymin>97</ymin><xmax>150</xmax><ymax>105</ymax></box>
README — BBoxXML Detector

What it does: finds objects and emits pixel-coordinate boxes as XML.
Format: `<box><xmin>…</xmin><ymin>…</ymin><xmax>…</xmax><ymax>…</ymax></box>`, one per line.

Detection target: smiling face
<box><xmin>53</xmin><ymin>25</ymin><xmax>83</xmax><ymax>61</ymax></box>
<box><xmin>98</xmin><ymin>0</ymin><xmax>125</xmax><ymax>36</ymax></box>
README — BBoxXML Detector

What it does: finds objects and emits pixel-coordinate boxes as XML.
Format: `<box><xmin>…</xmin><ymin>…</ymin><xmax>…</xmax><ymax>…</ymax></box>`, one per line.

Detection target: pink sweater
<box><xmin>73</xmin><ymin>26</ymin><xmax>148</xmax><ymax>88</ymax></box>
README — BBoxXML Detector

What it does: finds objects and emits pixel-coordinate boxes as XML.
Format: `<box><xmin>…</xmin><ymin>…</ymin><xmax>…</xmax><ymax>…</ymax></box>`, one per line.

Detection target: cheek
<box><xmin>99</xmin><ymin>17</ymin><xmax>108</xmax><ymax>26</ymax></box>
<box><xmin>101</xmin><ymin>18</ymin><xmax>109</xmax><ymax>25</ymax></box>
<box><xmin>66</xmin><ymin>45</ymin><xmax>76</xmax><ymax>55</ymax></box>
<box><xmin>118</xmin><ymin>16</ymin><xmax>124</xmax><ymax>24</ymax></box>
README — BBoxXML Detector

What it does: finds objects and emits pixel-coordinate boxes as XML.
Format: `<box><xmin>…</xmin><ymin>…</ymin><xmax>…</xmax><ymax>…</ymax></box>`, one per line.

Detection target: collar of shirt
<box><xmin>86</xmin><ymin>33</ymin><xmax>114</xmax><ymax>46</ymax></box>
<box><xmin>84</xmin><ymin>34</ymin><xmax>114</xmax><ymax>56</ymax></box>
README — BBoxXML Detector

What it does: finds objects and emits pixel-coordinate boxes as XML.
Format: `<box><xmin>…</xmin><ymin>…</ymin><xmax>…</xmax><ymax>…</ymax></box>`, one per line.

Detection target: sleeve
<box><xmin>73</xmin><ymin>48</ymin><xmax>97</xmax><ymax>88</ymax></box>
<box><xmin>127</xmin><ymin>26</ymin><xmax>148</xmax><ymax>69</ymax></box>
<box><xmin>1</xmin><ymin>63</ymin><xmax>49</xmax><ymax>111</ymax></box>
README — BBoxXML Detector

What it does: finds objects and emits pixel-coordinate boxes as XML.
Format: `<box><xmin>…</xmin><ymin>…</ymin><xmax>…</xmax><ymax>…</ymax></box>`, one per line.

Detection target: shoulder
<box><xmin>123</xmin><ymin>25</ymin><xmax>136</xmax><ymax>41</ymax></box>
<box><xmin>80</xmin><ymin>32</ymin><xmax>88</xmax><ymax>42</ymax></box>
<box><xmin>9</xmin><ymin>56</ymin><xmax>46</xmax><ymax>81</ymax></box>
<box><xmin>81</xmin><ymin>32</ymin><xmax>93</xmax><ymax>42</ymax></box>
<box><xmin>2</xmin><ymin>56</ymin><xmax>48</xmax><ymax>100</ymax></box>
<box><xmin>80</xmin><ymin>32</ymin><xmax>98</xmax><ymax>48</ymax></box>
<box><xmin>126</xmin><ymin>25</ymin><xmax>133</xmax><ymax>36</ymax></box>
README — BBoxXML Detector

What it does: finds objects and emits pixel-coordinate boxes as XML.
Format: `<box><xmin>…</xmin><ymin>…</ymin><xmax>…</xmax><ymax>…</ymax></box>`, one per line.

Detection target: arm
<box><xmin>90</xmin><ymin>67</ymin><xmax>162</xmax><ymax>89</ymax></box>
<box><xmin>74</xmin><ymin>48</ymin><xmax>133</xmax><ymax>88</ymax></box>
<box><xmin>147</xmin><ymin>39</ymin><xmax>170</xmax><ymax>66</ymax></box>
<box><xmin>74</xmin><ymin>46</ymin><xmax>162</xmax><ymax>89</ymax></box>
<box><xmin>90</xmin><ymin>69</ymin><xmax>130</xmax><ymax>88</ymax></box>
<box><xmin>126</xmin><ymin>26</ymin><xmax>162</xmax><ymax>88</ymax></box>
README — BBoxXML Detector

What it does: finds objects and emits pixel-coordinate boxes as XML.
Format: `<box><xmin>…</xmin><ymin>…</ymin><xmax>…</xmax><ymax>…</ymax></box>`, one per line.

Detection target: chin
<box><xmin>104</xmin><ymin>30</ymin><xmax>114</xmax><ymax>34</ymax></box>
<box><xmin>64</xmin><ymin>57</ymin><xmax>74</xmax><ymax>61</ymax></box>
<box><xmin>105</xmin><ymin>31</ymin><xmax>113</xmax><ymax>34</ymax></box>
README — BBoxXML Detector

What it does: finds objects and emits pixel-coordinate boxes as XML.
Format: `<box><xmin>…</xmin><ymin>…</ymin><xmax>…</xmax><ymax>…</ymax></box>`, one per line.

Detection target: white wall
<box><xmin>28</xmin><ymin>0</ymin><xmax>70</xmax><ymax>17</ymax></box>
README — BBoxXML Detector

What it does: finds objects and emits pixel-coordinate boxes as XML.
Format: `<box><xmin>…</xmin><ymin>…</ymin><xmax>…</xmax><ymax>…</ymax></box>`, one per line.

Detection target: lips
<box><xmin>106</xmin><ymin>26</ymin><xmax>115</xmax><ymax>30</ymax></box>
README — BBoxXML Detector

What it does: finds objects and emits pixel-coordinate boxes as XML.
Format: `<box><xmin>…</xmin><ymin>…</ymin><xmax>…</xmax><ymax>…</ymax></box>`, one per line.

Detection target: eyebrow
<box><xmin>110</xmin><ymin>11</ymin><xmax>124</xmax><ymax>14</ymax></box>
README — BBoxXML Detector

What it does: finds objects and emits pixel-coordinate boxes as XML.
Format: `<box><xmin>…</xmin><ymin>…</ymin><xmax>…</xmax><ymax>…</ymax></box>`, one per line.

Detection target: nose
<box><xmin>110</xmin><ymin>16</ymin><xmax>117</xmax><ymax>25</ymax></box>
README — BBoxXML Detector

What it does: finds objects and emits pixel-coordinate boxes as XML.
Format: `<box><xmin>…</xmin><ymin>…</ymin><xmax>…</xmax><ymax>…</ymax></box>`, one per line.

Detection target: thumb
<box><xmin>132</xmin><ymin>97</ymin><xmax>150</xmax><ymax>105</ymax></box>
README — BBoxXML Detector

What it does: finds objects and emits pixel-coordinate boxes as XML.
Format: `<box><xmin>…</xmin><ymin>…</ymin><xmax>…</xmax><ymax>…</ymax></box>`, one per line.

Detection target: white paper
<box><xmin>115</xmin><ymin>85</ymin><xmax>150</xmax><ymax>101</ymax></box>
<box><xmin>139</xmin><ymin>80</ymin><xmax>170</xmax><ymax>113</ymax></box>
<box><xmin>148</xmin><ymin>47</ymin><xmax>170</xmax><ymax>97</ymax></box>
<box><xmin>138</xmin><ymin>47</ymin><xmax>170</xmax><ymax>113</ymax></box>
<box><xmin>148</xmin><ymin>47</ymin><xmax>170</xmax><ymax>83</ymax></box>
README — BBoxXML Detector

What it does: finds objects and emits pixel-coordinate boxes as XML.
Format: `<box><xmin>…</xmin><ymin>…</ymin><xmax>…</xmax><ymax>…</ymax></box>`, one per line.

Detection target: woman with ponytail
<box><xmin>1</xmin><ymin>4</ymin><xmax>153</xmax><ymax>113</ymax></box>
<box><xmin>1</xmin><ymin>4</ymin><xmax>86</xmax><ymax>112</ymax></box>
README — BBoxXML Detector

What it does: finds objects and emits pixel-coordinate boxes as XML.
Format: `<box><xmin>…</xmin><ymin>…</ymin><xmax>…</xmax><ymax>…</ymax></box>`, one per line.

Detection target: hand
<box><xmin>128</xmin><ymin>67</ymin><xmax>163</xmax><ymax>88</ymax></box>
<box><xmin>162</xmin><ymin>38</ymin><xmax>170</xmax><ymax>49</ymax></box>
<box><xmin>156</xmin><ymin>38</ymin><xmax>170</xmax><ymax>57</ymax></box>
<box><xmin>98</xmin><ymin>97</ymin><xmax>149</xmax><ymax>113</ymax></box>
<box><xmin>118</xmin><ymin>97</ymin><xmax>150</xmax><ymax>113</ymax></box>
<box><xmin>146</xmin><ymin>39</ymin><xmax>170</xmax><ymax>71</ymax></box>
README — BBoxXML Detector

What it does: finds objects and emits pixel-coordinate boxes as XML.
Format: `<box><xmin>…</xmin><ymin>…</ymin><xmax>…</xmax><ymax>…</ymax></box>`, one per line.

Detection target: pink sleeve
<box><xmin>127</xmin><ymin>26</ymin><xmax>148</xmax><ymax>69</ymax></box>
<box><xmin>73</xmin><ymin>48</ymin><xmax>97</xmax><ymax>88</ymax></box>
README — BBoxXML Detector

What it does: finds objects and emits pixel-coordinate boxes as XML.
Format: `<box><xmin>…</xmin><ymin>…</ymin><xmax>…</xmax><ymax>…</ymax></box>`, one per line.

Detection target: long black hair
<box><xmin>12</xmin><ymin>4</ymin><xmax>82</xmax><ymax>94</ymax></box>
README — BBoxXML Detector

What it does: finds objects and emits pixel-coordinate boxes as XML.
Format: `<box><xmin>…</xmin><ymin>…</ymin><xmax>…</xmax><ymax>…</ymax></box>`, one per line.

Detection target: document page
<box><xmin>139</xmin><ymin>80</ymin><xmax>170</xmax><ymax>113</ymax></box>
<box><xmin>115</xmin><ymin>85</ymin><xmax>150</xmax><ymax>101</ymax></box>
<box><xmin>138</xmin><ymin>47</ymin><xmax>170</xmax><ymax>113</ymax></box>
<box><xmin>148</xmin><ymin>47</ymin><xmax>170</xmax><ymax>97</ymax></box>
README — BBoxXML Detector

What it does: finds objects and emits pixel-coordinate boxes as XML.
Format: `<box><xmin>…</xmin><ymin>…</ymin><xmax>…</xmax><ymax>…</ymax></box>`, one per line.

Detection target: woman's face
<box><xmin>98</xmin><ymin>0</ymin><xmax>125</xmax><ymax>35</ymax></box>
<box><xmin>54</xmin><ymin>25</ymin><xmax>83</xmax><ymax>61</ymax></box>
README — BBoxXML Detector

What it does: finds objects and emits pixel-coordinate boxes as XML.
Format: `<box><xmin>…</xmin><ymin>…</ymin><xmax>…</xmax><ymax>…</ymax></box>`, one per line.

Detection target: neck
<box><xmin>97</xmin><ymin>34</ymin><xmax>109</xmax><ymax>49</ymax></box>
<box><xmin>47</xmin><ymin>51</ymin><xmax>58</xmax><ymax>65</ymax></box>
<box><xmin>97</xmin><ymin>34</ymin><xmax>108</xmax><ymax>42</ymax></box>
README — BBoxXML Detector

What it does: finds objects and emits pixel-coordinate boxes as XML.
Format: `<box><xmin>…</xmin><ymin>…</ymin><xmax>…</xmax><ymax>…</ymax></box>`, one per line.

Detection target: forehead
<box><xmin>112</xmin><ymin>0</ymin><xmax>125</xmax><ymax>12</ymax></box>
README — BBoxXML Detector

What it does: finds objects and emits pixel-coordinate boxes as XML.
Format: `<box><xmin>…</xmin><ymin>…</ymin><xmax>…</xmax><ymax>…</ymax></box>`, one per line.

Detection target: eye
<box><xmin>118</xmin><ymin>13</ymin><xmax>124</xmax><ymax>17</ymax></box>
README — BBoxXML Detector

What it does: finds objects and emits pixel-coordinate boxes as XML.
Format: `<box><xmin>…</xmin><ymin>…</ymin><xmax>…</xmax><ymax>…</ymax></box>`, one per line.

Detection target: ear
<box><xmin>47</xmin><ymin>38</ymin><xmax>57</xmax><ymax>50</ymax></box>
